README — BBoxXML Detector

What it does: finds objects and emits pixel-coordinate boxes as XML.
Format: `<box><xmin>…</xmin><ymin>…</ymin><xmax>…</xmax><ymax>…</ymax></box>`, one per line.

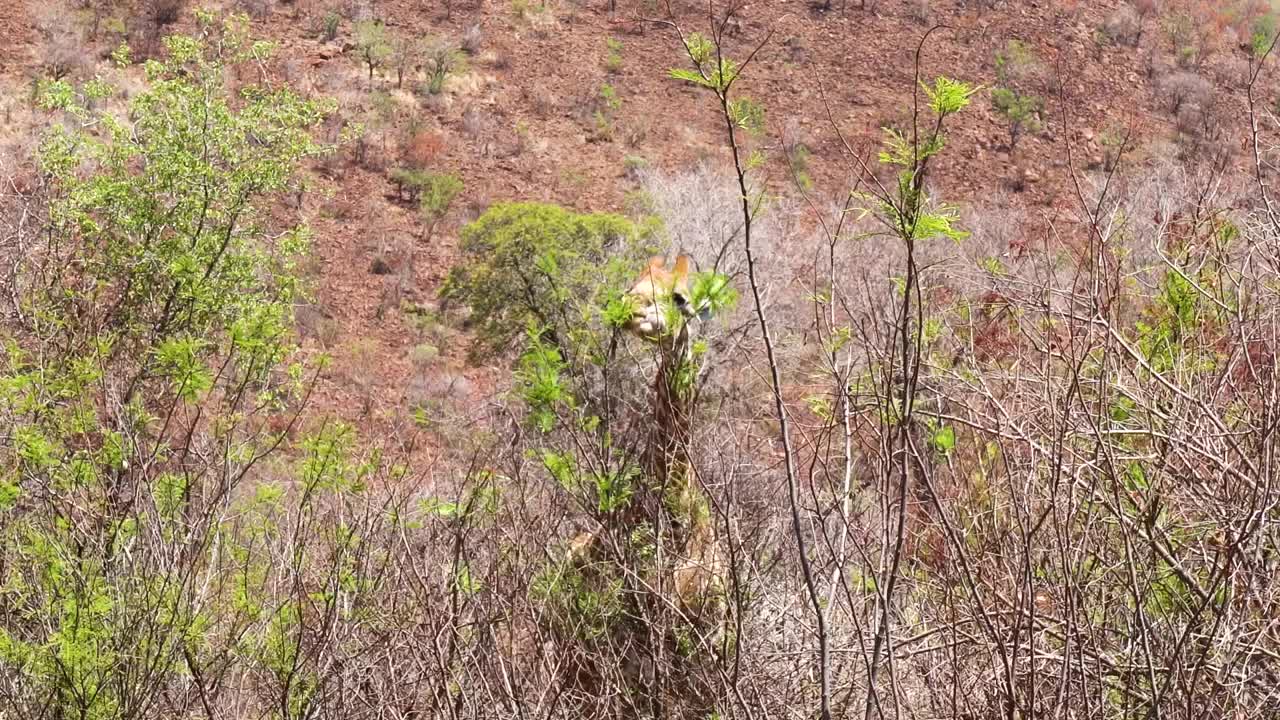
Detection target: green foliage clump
<box><xmin>669</xmin><ymin>32</ymin><xmax>739</xmax><ymax>92</ymax></box>
<box><xmin>0</xmin><ymin>16</ymin><xmax>337</xmax><ymax>717</ymax></box>
<box><xmin>991</xmin><ymin>40</ymin><xmax>1042</xmax><ymax>149</ymax></box>
<box><xmin>419</xmin><ymin>171</ymin><xmax>464</xmax><ymax>222</ymax></box>
<box><xmin>862</xmin><ymin>77</ymin><xmax>974</xmax><ymax>246</ymax></box>
<box><xmin>990</xmin><ymin>87</ymin><xmax>1042</xmax><ymax>149</ymax></box>
<box><xmin>1250</xmin><ymin>12</ymin><xmax>1279</xmax><ymax>58</ymax></box>
<box><xmin>543</xmin><ymin>449</ymin><xmax>637</xmax><ymax>514</ymax></box>
<box><xmin>994</xmin><ymin>39</ymin><xmax>1038</xmax><ymax>86</ymax></box>
<box><xmin>593</xmin><ymin>83</ymin><xmax>623</xmax><ymax>141</ymax></box>
<box><xmin>688</xmin><ymin>271</ymin><xmax>739</xmax><ymax>321</ymax></box>
<box><xmin>409</xmin><ymin>342</ymin><xmax>440</xmax><ymax>369</ymax></box>
<box><xmin>388</xmin><ymin>168</ymin><xmax>463</xmax><ymax>231</ymax></box>
<box><xmin>320</xmin><ymin>11</ymin><xmax>339</xmax><ymax>41</ymax></box>
<box><xmin>1136</xmin><ymin>269</ymin><xmax>1208</xmax><ymax>374</ymax></box>
<box><xmin>441</xmin><ymin>202</ymin><xmax>657</xmax><ymax>358</ymax></box>
<box><xmin>787</xmin><ymin>141</ymin><xmax>814</xmax><ymax>191</ymax></box>
<box><xmin>531</xmin><ymin>560</ymin><xmax>624</xmax><ymax>642</ymax></box>
<box><xmin>517</xmin><ymin>330</ymin><xmax>573</xmax><ymax>432</ymax></box>
<box><xmin>669</xmin><ymin>31</ymin><xmax>768</xmax><ymax>168</ymax></box>
<box><xmin>604</xmin><ymin>37</ymin><xmax>624</xmax><ymax>73</ymax></box>
<box><xmin>389</xmin><ymin>166</ymin><xmax>432</xmax><ymax>201</ymax></box>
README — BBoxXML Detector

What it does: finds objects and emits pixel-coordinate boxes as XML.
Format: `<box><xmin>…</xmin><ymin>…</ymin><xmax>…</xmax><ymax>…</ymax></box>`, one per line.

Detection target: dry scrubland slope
<box><xmin>3</xmin><ymin>0</ymin><xmax>1262</xmax><ymax>430</ymax></box>
<box><xmin>3</xmin><ymin>0</ymin><xmax>1280</xmax><ymax>718</ymax></box>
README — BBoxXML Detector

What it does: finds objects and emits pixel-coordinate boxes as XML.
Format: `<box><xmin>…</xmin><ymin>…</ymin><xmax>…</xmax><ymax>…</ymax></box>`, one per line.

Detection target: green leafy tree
<box><xmin>441</xmin><ymin>202</ymin><xmax>657</xmax><ymax>358</ymax></box>
<box><xmin>991</xmin><ymin>40</ymin><xmax>1042</xmax><ymax>149</ymax></box>
<box><xmin>419</xmin><ymin>171</ymin><xmax>463</xmax><ymax>240</ymax></box>
<box><xmin>990</xmin><ymin>86</ymin><xmax>1041</xmax><ymax>149</ymax></box>
<box><xmin>0</xmin><ymin>15</ymin><xmax>334</xmax><ymax>717</ymax></box>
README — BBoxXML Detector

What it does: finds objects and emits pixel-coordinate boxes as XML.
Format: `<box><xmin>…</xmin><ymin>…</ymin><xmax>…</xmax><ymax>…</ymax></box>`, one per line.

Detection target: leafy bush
<box><xmin>603</xmin><ymin>37</ymin><xmax>623</xmax><ymax>73</ymax></box>
<box><xmin>321</xmin><ymin>10</ymin><xmax>340</xmax><ymax>40</ymax></box>
<box><xmin>1250</xmin><ymin>11</ymin><xmax>1279</xmax><ymax>58</ymax></box>
<box><xmin>990</xmin><ymin>87</ymin><xmax>1041</xmax><ymax>149</ymax></box>
<box><xmin>990</xmin><ymin>40</ymin><xmax>1044</xmax><ymax>150</ymax></box>
<box><xmin>419</xmin><ymin>171</ymin><xmax>463</xmax><ymax>222</ymax></box>
<box><xmin>409</xmin><ymin>342</ymin><xmax>441</xmax><ymax>370</ymax></box>
<box><xmin>994</xmin><ymin>38</ymin><xmax>1042</xmax><ymax>90</ymax></box>
<box><xmin>592</xmin><ymin>83</ymin><xmax>622</xmax><ymax>141</ymax></box>
<box><xmin>440</xmin><ymin>202</ymin><xmax>657</xmax><ymax>357</ymax></box>
<box><xmin>0</xmin><ymin>18</ymin><xmax>335</xmax><ymax>717</ymax></box>
<box><xmin>389</xmin><ymin>166</ymin><xmax>433</xmax><ymax>202</ymax></box>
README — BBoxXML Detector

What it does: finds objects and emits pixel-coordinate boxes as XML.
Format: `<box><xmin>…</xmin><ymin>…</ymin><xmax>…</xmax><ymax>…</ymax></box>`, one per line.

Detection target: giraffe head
<box><xmin>623</xmin><ymin>254</ymin><xmax>694</xmax><ymax>339</ymax></box>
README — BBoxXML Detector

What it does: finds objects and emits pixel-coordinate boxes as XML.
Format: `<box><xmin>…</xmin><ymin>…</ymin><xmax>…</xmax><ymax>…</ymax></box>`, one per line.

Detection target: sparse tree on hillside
<box><xmin>424</xmin><ymin>37</ymin><xmax>464</xmax><ymax>95</ymax></box>
<box><xmin>355</xmin><ymin>19</ymin><xmax>392</xmax><ymax>83</ymax></box>
<box><xmin>991</xmin><ymin>86</ymin><xmax>1041</xmax><ymax>149</ymax></box>
<box><xmin>389</xmin><ymin>32</ymin><xmax>419</xmax><ymax>88</ymax></box>
<box><xmin>991</xmin><ymin>39</ymin><xmax>1044</xmax><ymax>149</ymax></box>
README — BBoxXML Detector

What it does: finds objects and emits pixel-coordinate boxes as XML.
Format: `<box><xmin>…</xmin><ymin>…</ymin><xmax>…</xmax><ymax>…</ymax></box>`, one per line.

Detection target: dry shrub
<box><xmin>1101</xmin><ymin>3</ymin><xmax>1142</xmax><ymax>46</ymax></box>
<box><xmin>401</xmin><ymin>129</ymin><xmax>445</xmax><ymax>170</ymax></box>
<box><xmin>621</xmin><ymin>118</ymin><xmax>648</xmax><ymax>148</ymax></box>
<box><xmin>41</xmin><ymin>34</ymin><xmax>88</xmax><ymax>80</ymax></box>
<box><xmin>323</xmin><ymin>196</ymin><xmax>357</xmax><ymax>219</ymax></box>
<box><xmin>1158</xmin><ymin>70</ymin><xmax>1212</xmax><ymax>114</ymax></box>
<box><xmin>523</xmin><ymin>85</ymin><xmax>557</xmax><ymax>117</ymax></box>
<box><xmin>33</xmin><ymin>5</ymin><xmax>89</xmax><ymax>80</ymax></box>
<box><xmin>237</xmin><ymin>0</ymin><xmax>272</xmax><ymax>19</ymax></box>
<box><xmin>485</xmin><ymin>49</ymin><xmax>511</xmax><ymax>70</ymax></box>
<box><xmin>461</xmin><ymin>23</ymin><xmax>483</xmax><ymax>54</ymax></box>
<box><xmin>1176</xmin><ymin>102</ymin><xmax>1235</xmax><ymax>162</ymax></box>
<box><xmin>909</xmin><ymin>0</ymin><xmax>930</xmax><ymax>24</ymax></box>
<box><xmin>369</xmin><ymin>234</ymin><xmax>412</xmax><ymax>278</ymax></box>
<box><xmin>295</xmin><ymin>303</ymin><xmax>341</xmax><ymax>348</ymax></box>
<box><xmin>405</xmin><ymin>368</ymin><xmax>475</xmax><ymax>415</ymax></box>
<box><xmin>1132</xmin><ymin>0</ymin><xmax>1157</xmax><ymax>16</ymax></box>
<box><xmin>340</xmin><ymin>0</ymin><xmax>376</xmax><ymax>21</ymax></box>
<box><xmin>146</xmin><ymin>0</ymin><xmax>186</xmax><ymax>27</ymax></box>
<box><xmin>527</xmin><ymin>8</ymin><xmax>558</xmax><ymax>39</ymax></box>
<box><xmin>461</xmin><ymin>104</ymin><xmax>490</xmax><ymax>138</ymax></box>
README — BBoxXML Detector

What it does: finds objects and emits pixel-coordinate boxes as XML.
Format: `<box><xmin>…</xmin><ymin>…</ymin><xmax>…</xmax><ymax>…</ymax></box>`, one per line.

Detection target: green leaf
<box><xmin>924</xmin><ymin>76</ymin><xmax>979</xmax><ymax>116</ymax></box>
<box><xmin>668</xmin><ymin>68</ymin><xmax>714</xmax><ymax>88</ymax></box>
<box><xmin>729</xmin><ymin>97</ymin><xmax>766</xmax><ymax>134</ymax></box>
<box><xmin>930</xmin><ymin>424</ymin><xmax>956</xmax><ymax>456</ymax></box>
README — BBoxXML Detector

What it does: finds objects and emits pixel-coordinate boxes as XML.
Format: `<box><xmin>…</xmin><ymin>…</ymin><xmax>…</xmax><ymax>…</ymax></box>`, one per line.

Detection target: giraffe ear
<box><xmin>672</xmin><ymin>254</ymin><xmax>691</xmax><ymax>282</ymax></box>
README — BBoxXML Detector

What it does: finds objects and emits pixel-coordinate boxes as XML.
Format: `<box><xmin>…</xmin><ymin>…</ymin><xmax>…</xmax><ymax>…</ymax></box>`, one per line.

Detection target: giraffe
<box><xmin>620</xmin><ymin>253</ymin><xmax>725</xmax><ymax>617</ymax></box>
